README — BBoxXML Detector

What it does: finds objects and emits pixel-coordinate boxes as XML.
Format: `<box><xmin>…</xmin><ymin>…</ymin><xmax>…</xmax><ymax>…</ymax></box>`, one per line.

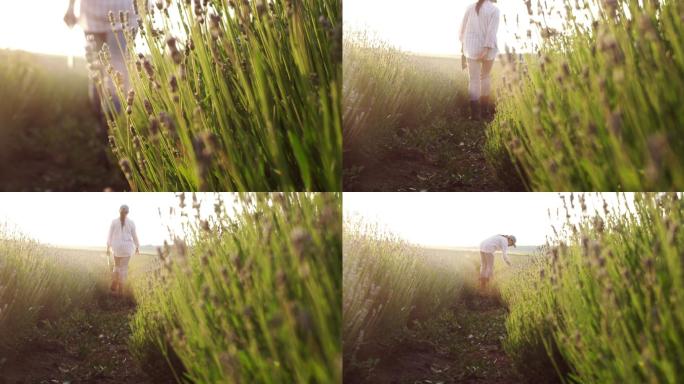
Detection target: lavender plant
<box><xmin>503</xmin><ymin>193</ymin><xmax>684</xmax><ymax>383</ymax></box>
<box><xmin>343</xmin><ymin>34</ymin><xmax>469</xmax><ymax>162</ymax></box>
<box><xmin>487</xmin><ymin>0</ymin><xmax>684</xmax><ymax>190</ymax></box>
<box><xmin>0</xmin><ymin>229</ymin><xmax>102</xmax><ymax>353</ymax></box>
<box><xmin>98</xmin><ymin>0</ymin><xmax>341</xmax><ymax>191</ymax></box>
<box><xmin>130</xmin><ymin>192</ymin><xmax>342</xmax><ymax>382</ymax></box>
<box><xmin>342</xmin><ymin>220</ymin><xmax>473</xmax><ymax>377</ymax></box>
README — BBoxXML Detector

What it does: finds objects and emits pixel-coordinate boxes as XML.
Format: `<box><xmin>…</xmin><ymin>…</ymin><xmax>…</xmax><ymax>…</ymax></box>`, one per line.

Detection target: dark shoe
<box><xmin>470</xmin><ymin>100</ymin><xmax>481</xmax><ymax>121</ymax></box>
<box><xmin>480</xmin><ymin>96</ymin><xmax>495</xmax><ymax>120</ymax></box>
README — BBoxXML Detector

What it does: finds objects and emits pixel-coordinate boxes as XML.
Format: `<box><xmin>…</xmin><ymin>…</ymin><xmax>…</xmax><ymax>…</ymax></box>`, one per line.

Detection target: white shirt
<box><xmin>459</xmin><ymin>1</ymin><xmax>500</xmax><ymax>60</ymax></box>
<box><xmin>79</xmin><ymin>0</ymin><xmax>140</xmax><ymax>32</ymax></box>
<box><xmin>107</xmin><ymin>217</ymin><xmax>140</xmax><ymax>257</ymax></box>
<box><xmin>480</xmin><ymin>235</ymin><xmax>511</xmax><ymax>264</ymax></box>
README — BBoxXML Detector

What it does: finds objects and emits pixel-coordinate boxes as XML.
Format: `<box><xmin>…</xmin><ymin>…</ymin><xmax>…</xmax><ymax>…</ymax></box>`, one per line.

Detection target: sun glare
<box><xmin>343</xmin><ymin>193</ymin><xmax>632</xmax><ymax>248</ymax></box>
<box><xmin>344</xmin><ymin>0</ymin><xmax>574</xmax><ymax>56</ymax></box>
<box><xmin>0</xmin><ymin>193</ymin><xmax>234</xmax><ymax>248</ymax></box>
<box><xmin>0</xmin><ymin>1</ymin><xmax>89</xmax><ymax>57</ymax></box>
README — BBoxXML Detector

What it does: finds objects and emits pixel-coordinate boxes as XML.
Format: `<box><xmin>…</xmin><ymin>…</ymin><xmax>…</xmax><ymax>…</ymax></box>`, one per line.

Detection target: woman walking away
<box><xmin>479</xmin><ymin>234</ymin><xmax>515</xmax><ymax>289</ymax></box>
<box><xmin>106</xmin><ymin>204</ymin><xmax>140</xmax><ymax>295</ymax></box>
<box><xmin>64</xmin><ymin>0</ymin><xmax>140</xmax><ymax>167</ymax></box>
<box><xmin>459</xmin><ymin>0</ymin><xmax>500</xmax><ymax>121</ymax></box>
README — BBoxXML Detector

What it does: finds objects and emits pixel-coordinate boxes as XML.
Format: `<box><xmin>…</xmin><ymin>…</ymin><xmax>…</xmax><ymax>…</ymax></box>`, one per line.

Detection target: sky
<box><xmin>343</xmin><ymin>193</ymin><xmax>630</xmax><ymax>248</ymax></box>
<box><xmin>344</xmin><ymin>0</ymin><xmax>570</xmax><ymax>56</ymax></box>
<box><xmin>0</xmin><ymin>0</ymin><xmax>565</xmax><ymax>57</ymax></box>
<box><xmin>0</xmin><ymin>1</ymin><xmax>185</xmax><ymax>57</ymax></box>
<box><xmin>0</xmin><ymin>1</ymin><xmax>87</xmax><ymax>57</ymax></box>
<box><xmin>0</xmin><ymin>193</ymin><xmax>232</xmax><ymax>248</ymax></box>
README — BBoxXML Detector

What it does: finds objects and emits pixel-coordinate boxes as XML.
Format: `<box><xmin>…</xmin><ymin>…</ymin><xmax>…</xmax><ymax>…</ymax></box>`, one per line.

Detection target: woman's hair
<box><xmin>476</xmin><ymin>0</ymin><xmax>486</xmax><ymax>14</ymax></box>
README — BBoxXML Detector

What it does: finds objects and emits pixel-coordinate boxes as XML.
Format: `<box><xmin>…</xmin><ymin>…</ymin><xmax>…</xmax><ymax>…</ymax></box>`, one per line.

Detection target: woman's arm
<box><xmin>483</xmin><ymin>7</ymin><xmax>500</xmax><ymax>51</ymax></box>
<box><xmin>477</xmin><ymin>7</ymin><xmax>500</xmax><ymax>59</ymax></box>
<box><xmin>106</xmin><ymin>221</ymin><xmax>114</xmax><ymax>253</ymax></box>
<box><xmin>501</xmin><ymin>242</ymin><xmax>512</xmax><ymax>266</ymax></box>
<box><xmin>131</xmin><ymin>222</ymin><xmax>140</xmax><ymax>254</ymax></box>
<box><xmin>459</xmin><ymin>7</ymin><xmax>470</xmax><ymax>44</ymax></box>
<box><xmin>64</xmin><ymin>0</ymin><xmax>78</xmax><ymax>27</ymax></box>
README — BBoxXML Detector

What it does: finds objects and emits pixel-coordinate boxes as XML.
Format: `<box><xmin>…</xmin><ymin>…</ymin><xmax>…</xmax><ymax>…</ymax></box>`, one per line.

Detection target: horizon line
<box><xmin>419</xmin><ymin>244</ymin><xmax>542</xmax><ymax>250</ymax></box>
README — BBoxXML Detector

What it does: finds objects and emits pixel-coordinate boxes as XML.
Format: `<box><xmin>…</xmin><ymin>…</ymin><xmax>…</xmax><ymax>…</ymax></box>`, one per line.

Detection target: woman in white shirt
<box><xmin>479</xmin><ymin>234</ymin><xmax>515</xmax><ymax>288</ymax></box>
<box><xmin>459</xmin><ymin>0</ymin><xmax>500</xmax><ymax>121</ymax></box>
<box><xmin>107</xmin><ymin>204</ymin><xmax>140</xmax><ymax>294</ymax></box>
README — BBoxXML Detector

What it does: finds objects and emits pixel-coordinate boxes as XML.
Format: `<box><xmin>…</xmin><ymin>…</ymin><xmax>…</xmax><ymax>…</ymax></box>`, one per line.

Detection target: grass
<box><xmin>6</xmin><ymin>299</ymin><xmax>149</xmax><ymax>382</ymax></box>
<box><xmin>341</xmin><ymin>35</ymin><xmax>519</xmax><ymax>191</ymax></box>
<box><xmin>0</xmin><ymin>50</ymin><xmax>126</xmax><ymax>191</ymax></box>
<box><xmin>486</xmin><ymin>0</ymin><xmax>684</xmax><ymax>190</ymax></box>
<box><xmin>0</xmin><ymin>242</ymin><xmax>160</xmax><ymax>382</ymax></box>
<box><xmin>502</xmin><ymin>193</ymin><xmax>684</xmax><ymax>383</ymax></box>
<box><xmin>342</xmin><ymin>219</ymin><xmax>530</xmax><ymax>382</ymax></box>
<box><xmin>342</xmin><ymin>222</ymin><xmax>465</xmax><ymax>356</ymax></box>
<box><xmin>0</xmin><ymin>230</ymin><xmax>102</xmax><ymax>352</ymax></box>
<box><xmin>100</xmin><ymin>0</ymin><xmax>342</xmax><ymax>192</ymax></box>
<box><xmin>499</xmin><ymin>247</ymin><xmax>567</xmax><ymax>382</ymax></box>
<box><xmin>130</xmin><ymin>192</ymin><xmax>342</xmax><ymax>382</ymax></box>
<box><xmin>343</xmin><ymin>35</ymin><xmax>469</xmax><ymax>163</ymax></box>
<box><xmin>0</xmin><ymin>234</ymin><xmax>159</xmax><ymax>354</ymax></box>
<box><xmin>401</xmin><ymin>299</ymin><xmax>514</xmax><ymax>383</ymax></box>
<box><xmin>1</xmin><ymin>193</ymin><xmax>342</xmax><ymax>383</ymax></box>
<box><xmin>344</xmin><ymin>194</ymin><xmax>684</xmax><ymax>383</ymax></box>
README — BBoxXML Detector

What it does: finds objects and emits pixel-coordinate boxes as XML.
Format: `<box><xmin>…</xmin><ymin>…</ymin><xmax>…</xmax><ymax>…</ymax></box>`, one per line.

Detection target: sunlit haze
<box><xmin>344</xmin><ymin>193</ymin><xmax>630</xmax><ymax>249</ymax></box>
<box><xmin>0</xmin><ymin>193</ymin><xmax>232</xmax><ymax>248</ymax></box>
<box><xmin>0</xmin><ymin>1</ymin><xmax>181</xmax><ymax>58</ymax></box>
<box><xmin>344</xmin><ymin>0</ymin><xmax>570</xmax><ymax>56</ymax></box>
<box><xmin>0</xmin><ymin>1</ymin><xmax>87</xmax><ymax>57</ymax></box>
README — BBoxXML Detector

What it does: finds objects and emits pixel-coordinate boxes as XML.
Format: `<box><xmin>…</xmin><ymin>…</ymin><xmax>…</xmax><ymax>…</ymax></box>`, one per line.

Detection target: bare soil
<box><xmin>2</xmin><ymin>155</ymin><xmax>128</xmax><ymax>192</ymax></box>
<box><xmin>0</xmin><ymin>295</ymin><xmax>155</xmax><ymax>384</ymax></box>
<box><xmin>344</xmin><ymin>115</ymin><xmax>524</xmax><ymax>192</ymax></box>
<box><xmin>345</xmin><ymin>291</ymin><xmax>524</xmax><ymax>384</ymax></box>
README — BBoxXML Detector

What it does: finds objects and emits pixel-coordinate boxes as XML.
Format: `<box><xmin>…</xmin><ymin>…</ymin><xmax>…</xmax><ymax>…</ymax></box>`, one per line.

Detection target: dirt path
<box><xmin>352</xmin><ymin>292</ymin><xmax>522</xmax><ymax>384</ymax></box>
<box><xmin>0</xmin><ymin>295</ymin><xmax>153</xmax><ymax>384</ymax></box>
<box><xmin>345</xmin><ymin>116</ymin><xmax>519</xmax><ymax>192</ymax></box>
<box><xmin>2</xmin><ymin>156</ymin><xmax>128</xmax><ymax>192</ymax></box>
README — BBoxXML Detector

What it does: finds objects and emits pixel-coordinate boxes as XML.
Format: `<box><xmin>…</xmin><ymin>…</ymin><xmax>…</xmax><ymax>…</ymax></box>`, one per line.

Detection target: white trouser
<box><xmin>85</xmin><ymin>29</ymin><xmax>135</xmax><ymax>112</ymax></box>
<box><xmin>480</xmin><ymin>252</ymin><xmax>495</xmax><ymax>279</ymax></box>
<box><xmin>467</xmin><ymin>59</ymin><xmax>494</xmax><ymax>101</ymax></box>
<box><xmin>113</xmin><ymin>256</ymin><xmax>131</xmax><ymax>283</ymax></box>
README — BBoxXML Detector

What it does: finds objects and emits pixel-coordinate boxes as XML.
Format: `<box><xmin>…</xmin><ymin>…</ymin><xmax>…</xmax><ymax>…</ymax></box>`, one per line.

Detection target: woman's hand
<box><xmin>478</xmin><ymin>47</ymin><xmax>491</xmax><ymax>60</ymax></box>
<box><xmin>64</xmin><ymin>7</ymin><xmax>77</xmax><ymax>28</ymax></box>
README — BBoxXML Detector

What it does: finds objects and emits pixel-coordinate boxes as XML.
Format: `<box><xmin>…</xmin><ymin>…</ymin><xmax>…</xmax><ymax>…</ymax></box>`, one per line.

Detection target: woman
<box><xmin>459</xmin><ymin>0</ymin><xmax>500</xmax><ymax>121</ymax></box>
<box><xmin>64</xmin><ymin>0</ymin><xmax>140</xmax><ymax>170</ymax></box>
<box><xmin>64</xmin><ymin>0</ymin><xmax>139</xmax><ymax>154</ymax></box>
<box><xmin>106</xmin><ymin>204</ymin><xmax>140</xmax><ymax>295</ymax></box>
<box><xmin>64</xmin><ymin>0</ymin><xmax>139</xmax><ymax>101</ymax></box>
<box><xmin>479</xmin><ymin>234</ymin><xmax>515</xmax><ymax>289</ymax></box>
